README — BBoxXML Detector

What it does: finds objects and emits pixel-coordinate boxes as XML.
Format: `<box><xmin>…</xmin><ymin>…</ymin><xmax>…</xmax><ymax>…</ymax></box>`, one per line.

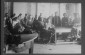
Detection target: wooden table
<box><xmin>55</xmin><ymin>27</ymin><xmax>71</xmax><ymax>44</ymax></box>
<box><xmin>15</xmin><ymin>33</ymin><xmax>38</xmax><ymax>54</ymax></box>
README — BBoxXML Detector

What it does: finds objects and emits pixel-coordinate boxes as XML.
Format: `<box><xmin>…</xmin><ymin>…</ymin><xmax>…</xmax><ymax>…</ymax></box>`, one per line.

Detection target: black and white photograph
<box><xmin>3</xmin><ymin>2</ymin><xmax>81</xmax><ymax>54</ymax></box>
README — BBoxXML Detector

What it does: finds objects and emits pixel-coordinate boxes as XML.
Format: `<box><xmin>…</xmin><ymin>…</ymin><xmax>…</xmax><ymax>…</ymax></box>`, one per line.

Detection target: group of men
<box><xmin>38</xmin><ymin>12</ymin><xmax>80</xmax><ymax>28</ymax></box>
<box><xmin>4</xmin><ymin>12</ymin><xmax>56</xmax><ymax>49</ymax></box>
<box><xmin>4</xmin><ymin>11</ymin><xmax>81</xmax><ymax>41</ymax></box>
<box><xmin>4</xmin><ymin>13</ymin><xmax>36</xmax><ymax>51</ymax></box>
<box><xmin>4</xmin><ymin>11</ymin><xmax>81</xmax><ymax>51</ymax></box>
<box><xmin>36</xmin><ymin>12</ymin><xmax>81</xmax><ymax>42</ymax></box>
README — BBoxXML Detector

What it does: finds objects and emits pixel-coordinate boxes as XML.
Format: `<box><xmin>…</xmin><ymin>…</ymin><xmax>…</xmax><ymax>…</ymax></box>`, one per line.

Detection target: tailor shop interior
<box><xmin>4</xmin><ymin>2</ymin><xmax>81</xmax><ymax>53</ymax></box>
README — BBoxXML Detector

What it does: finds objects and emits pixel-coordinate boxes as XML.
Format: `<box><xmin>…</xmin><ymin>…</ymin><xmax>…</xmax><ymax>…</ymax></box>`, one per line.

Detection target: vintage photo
<box><xmin>3</xmin><ymin>2</ymin><xmax>81</xmax><ymax>54</ymax></box>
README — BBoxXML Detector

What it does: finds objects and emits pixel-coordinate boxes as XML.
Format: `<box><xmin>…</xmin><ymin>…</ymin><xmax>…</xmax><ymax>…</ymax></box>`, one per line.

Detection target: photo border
<box><xmin>1</xmin><ymin>0</ymin><xmax>84</xmax><ymax>55</ymax></box>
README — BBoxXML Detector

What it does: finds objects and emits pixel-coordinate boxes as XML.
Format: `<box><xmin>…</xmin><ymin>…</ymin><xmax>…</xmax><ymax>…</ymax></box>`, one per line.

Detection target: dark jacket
<box><xmin>62</xmin><ymin>17</ymin><xmax>68</xmax><ymax>27</ymax></box>
<box><xmin>5</xmin><ymin>18</ymin><xmax>14</xmax><ymax>34</ymax></box>
<box><xmin>38</xmin><ymin>16</ymin><xmax>42</xmax><ymax>21</ymax></box>
<box><xmin>52</xmin><ymin>16</ymin><xmax>61</xmax><ymax>27</ymax></box>
<box><xmin>13</xmin><ymin>22</ymin><xmax>21</xmax><ymax>34</ymax></box>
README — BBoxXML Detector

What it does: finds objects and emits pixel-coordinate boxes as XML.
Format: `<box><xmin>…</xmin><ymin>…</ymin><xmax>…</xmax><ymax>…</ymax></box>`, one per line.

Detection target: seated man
<box><xmin>67</xmin><ymin>26</ymin><xmax>77</xmax><ymax>41</ymax></box>
<box><xmin>20</xmin><ymin>14</ymin><xmax>33</xmax><ymax>34</ymax></box>
<box><xmin>34</xmin><ymin>17</ymin><xmax>55</xmax><ymax>43</ymax></box>
<box><xmin>45</xmin><ymin>18</ymin><xmax>55</xmax><ymax>43</ymax></box>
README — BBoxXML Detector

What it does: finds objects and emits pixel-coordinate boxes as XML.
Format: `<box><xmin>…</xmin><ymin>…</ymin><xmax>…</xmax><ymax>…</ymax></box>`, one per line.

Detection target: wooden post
<box><xmin>55</xmin><ymin>28</ymin><xmax>57</xmax><ymax>44</ymax></box>
<box><xmin>29</xmin><ymin>40</ymin><xmax>34</xmax><ymax>54</ymax></box>
<box><xmin>10</xmin><ymin>2</ymin><xmax>13</xmax><ymax>17</ymax></box>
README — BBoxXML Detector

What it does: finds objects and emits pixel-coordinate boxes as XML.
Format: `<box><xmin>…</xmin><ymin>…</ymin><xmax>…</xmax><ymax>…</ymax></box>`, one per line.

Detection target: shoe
<box><xmin>12</xmin><ymin>47</ymin><xmax>19</xmax><ymax>53</ymax></box>
<box><xmin>8</xmin><ymin>45</ymin><xmax>13</xmax><ymax>50</ymax></box>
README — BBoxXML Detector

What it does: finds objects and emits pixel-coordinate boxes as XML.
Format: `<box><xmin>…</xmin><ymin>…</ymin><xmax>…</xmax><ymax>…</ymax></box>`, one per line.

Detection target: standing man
<box><xmin>62</xmin><ymin>13</ymin><xmax>68</xmax><ymax>27</ymax></box>
<box><xmin>38</xmin><ymin>13</ymin><xmax>43</xmax><ymax>22</ymax></box>
<box><xmin>4</xmin><ymin>13</ymin><xmax>9</xmax><ymax>27</ymax></box>
<box><xmin>53</xmin><ymin>12</ymin><xmax>61</xmax><ymax>27</ymax></box>
<box><xmin>20</xmin><ymin>14</ymin><xmax>27</xmax><ymax>29</ymax></box>
<box><xmin>24</xmin><ymin>14</ymin><xmax>28</xmax><ymax>24</ymax></box>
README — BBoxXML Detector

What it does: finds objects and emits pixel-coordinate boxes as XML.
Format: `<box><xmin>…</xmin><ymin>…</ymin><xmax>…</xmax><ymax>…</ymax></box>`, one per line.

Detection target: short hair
<box><xmin>63</xmin><ymin>13</ymin><xmax>67</xmax><ymax>16</ymax></box>
<box><xmin>25</xmin><ymin>14</ymin><xmax>27</xmax><ymax>16</ymax></box>
<box><xmin>19</xmin><ymin>13</ymin><xmax>22</xmax><ymax>16</ymax></box>
<box><xmin>12</xmin><ymin>17</ymin><xmax>18</xmax><ymax>21</ymax></box>
<box><xmin>10</xmin><ymin>13</ymin><xmax>15</xmax><ymax>18</ymax></box>
<box><xmin>5</xmin><ymin>13</ymin><xmax>8</xmax><ymax>17</ymax></box>
<box><xmin>12</xmin><ymin>13</ymin><xmax>16</xmax><ymax>17</ymax></box>
<box><xmin>40</xmin><ymin>13</ymin><xmax>42</xmax><ymax>16</ymax></box>
<box><xmin>5</xmin><ymin>13</ymin><xmax>8</xmax><ymax>15</ymax></box>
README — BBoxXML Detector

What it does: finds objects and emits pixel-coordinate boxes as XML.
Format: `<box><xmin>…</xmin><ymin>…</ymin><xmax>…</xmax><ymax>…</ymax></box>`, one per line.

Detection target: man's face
<box><xmin>25</xmin><ymin>14</ymin><xmax>27</xmax><ymax>17</ymax></box>
<box><xmin>5</xmin><ymin>13</ymin><xmax>8</xmax><ymax>17</ymax></box>
<box><xmin>64</xmin><ymin>13</ymin><xmax>67</xmax><ymax>17</ymax></box>
<box><xmin>40</xmin><ymin>13</ymin><xmax>43</xmax><ymax>17</ymax></box>
<box><xmin>13</xmin><ymin>14</ymin><xmax>15</xmax><ymax>17</ymax></box>
<box><xmin>30</xmin><ymin>15</ymin><xmax>32</xmax><ymax>19</ymax></box>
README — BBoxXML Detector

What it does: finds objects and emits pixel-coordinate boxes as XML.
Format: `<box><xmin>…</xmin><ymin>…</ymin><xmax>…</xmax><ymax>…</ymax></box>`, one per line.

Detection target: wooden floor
<box><xmin>5</xmin><ymin>40</ymin><xmax>81</xmax><ymax>54</ymax></box>
<box><xmin>33</xmin><ymin>40</ymin><xmax>81</xmax><ymax>54</ymax></box>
